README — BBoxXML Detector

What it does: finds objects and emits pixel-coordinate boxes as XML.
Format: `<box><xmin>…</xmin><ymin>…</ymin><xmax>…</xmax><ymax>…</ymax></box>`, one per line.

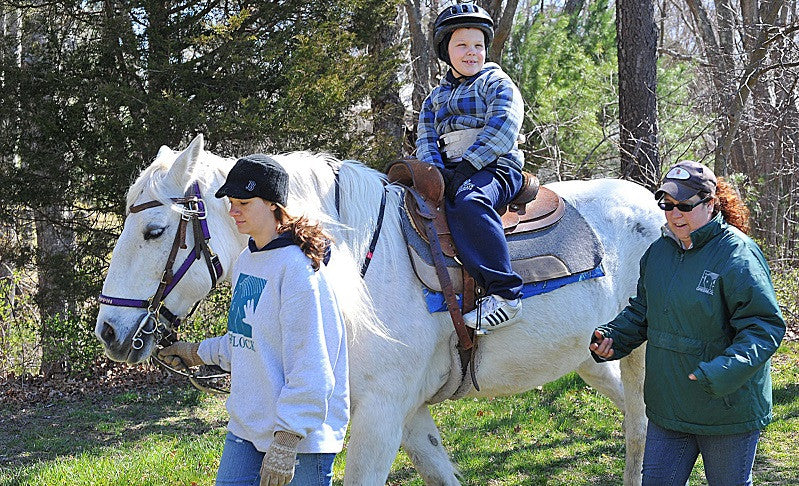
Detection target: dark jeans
<box><xmin>641</xmin><ymin>421</ymin><xmax>760</xmax><ymax>486</ymax></box>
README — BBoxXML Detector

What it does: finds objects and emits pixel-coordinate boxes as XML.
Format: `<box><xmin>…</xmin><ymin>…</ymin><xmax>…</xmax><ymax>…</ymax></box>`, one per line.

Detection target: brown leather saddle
<box><xmin>386</xmin><ymin>158</ymin><xmax>565</xmax><ymax>259</ymax></box>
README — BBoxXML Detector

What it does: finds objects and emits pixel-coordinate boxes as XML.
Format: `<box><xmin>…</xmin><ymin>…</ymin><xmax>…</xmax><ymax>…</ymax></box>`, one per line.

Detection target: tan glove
<box><xmin>156</xmin><ymin>341</ymin><xmax>203</xmax><ymax>368</ymax></box>
<box><xmin>260</xmin><ymin>431</ymin><xmax>301</xmax><ymax>486</ymax></box>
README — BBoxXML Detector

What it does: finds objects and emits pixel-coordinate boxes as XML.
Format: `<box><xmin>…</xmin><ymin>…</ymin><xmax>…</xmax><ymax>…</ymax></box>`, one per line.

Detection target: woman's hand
<box><xmin>589</xmin><ymin>330</ymin><xmax>615</xmax><ymax>359</ymax></box>
<box><xmin>157</xmin><ymin>341</ymin><xmax>203</xmax><ymax>368</ymax></box>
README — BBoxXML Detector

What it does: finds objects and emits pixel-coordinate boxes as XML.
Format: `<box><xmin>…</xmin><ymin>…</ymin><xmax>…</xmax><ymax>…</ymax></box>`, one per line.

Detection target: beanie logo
<box><xmin>696</xmin><ymin>270</ymin><xmax>719</xmax><ymax>295</ymax></box>
<box><xmin>246</xmin><ymin>180</ymin><xmax>256</xmax><ymax>191</ymax></box>
<box><xmin>666</xmin><ymin>167</ymin><xmax>690</xmax><ymax>180</ymax></box>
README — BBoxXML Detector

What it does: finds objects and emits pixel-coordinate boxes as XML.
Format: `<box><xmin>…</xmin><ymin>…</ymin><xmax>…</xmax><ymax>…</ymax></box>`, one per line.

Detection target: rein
<box><xmin>99</xmin><ymin>182</ymin><xmax>226</xmax><ymax>392</ymax></box>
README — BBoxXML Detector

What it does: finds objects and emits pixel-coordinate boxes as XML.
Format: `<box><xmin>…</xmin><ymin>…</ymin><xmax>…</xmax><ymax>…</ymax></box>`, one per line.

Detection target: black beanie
<box><xmin>214</xmin><ymin>154</ymin><xmax>289</xmax><ymax>206</ymax></box>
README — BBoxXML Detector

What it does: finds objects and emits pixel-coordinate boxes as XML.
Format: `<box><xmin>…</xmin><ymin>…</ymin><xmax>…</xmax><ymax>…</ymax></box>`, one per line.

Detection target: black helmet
<box><xmin>433</xmin><ymin>1</ymin><xmax>494</xmax><ymax>64</ymax></box>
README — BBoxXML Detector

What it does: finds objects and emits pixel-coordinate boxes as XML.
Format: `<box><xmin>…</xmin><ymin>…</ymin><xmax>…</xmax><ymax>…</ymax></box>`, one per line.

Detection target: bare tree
<box><xmin>482</xmin><ymin>0</ymin><xmax>521</xmax><ymax>59</ymax></box>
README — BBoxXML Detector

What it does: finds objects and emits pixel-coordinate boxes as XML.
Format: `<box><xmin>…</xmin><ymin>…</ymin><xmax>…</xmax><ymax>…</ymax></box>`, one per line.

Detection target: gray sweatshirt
<box><xmin>198</xmin><ymin>238</ymin><xmax>349</xmax><ymax>453</ymax></box>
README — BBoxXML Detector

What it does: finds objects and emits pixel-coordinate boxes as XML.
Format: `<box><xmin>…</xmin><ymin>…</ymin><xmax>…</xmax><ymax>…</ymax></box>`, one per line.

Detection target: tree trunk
<box><xmin>617</xmin><ymin>0</ymin><xmax>660</xmax><ymax>189</ymax></box>
<box><xmin>405</xmin><ymin>0</ymin><xmax>437</xmax><ymax>118</ymax></box>
<box><xmin>1</xmin><ymin>7</ymin><xmax>22</xmax><ymax>314</ymax></box>
<box><xmin>482</xmin><ymin>0</ymin><xmax>520</xmax><ymax>60</ymax></box>
<box><xmin>34</xmin><ymin>206</ymin><xmax>77</xmax><ymax>377</ymax></box>
<box><xmin>715</xmin><ymin>0</ymin><xmax>786</xmax><ymax>173</ymax></box>
<box><xmin>370</xmin><ymin>4</ymin><xmax>406</xmax><ymax>158</ymax></box>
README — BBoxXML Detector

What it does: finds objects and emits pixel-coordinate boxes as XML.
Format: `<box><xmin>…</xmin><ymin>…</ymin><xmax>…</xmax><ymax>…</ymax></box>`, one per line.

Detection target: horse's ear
<box><xmin>165</xmin><ymin>134</ymin><xmax>205</xmax><ymax>187</ymax></box>
<box><xmin>155</xmin><ymin>145</ymin><xmax>173</xmax><ymax>159</ymax></box>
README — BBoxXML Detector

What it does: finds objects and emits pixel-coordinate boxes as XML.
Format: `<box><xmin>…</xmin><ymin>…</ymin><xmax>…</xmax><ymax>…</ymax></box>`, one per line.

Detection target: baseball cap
<box><xmin>654</xmin><ymin>160</ymin><xmax>717</xmax><ymax>202</ymax></box>
<box><xmin>214</xmin><ymin>154</ymin><xmax>288</xmax><ymax>206</ymax></box>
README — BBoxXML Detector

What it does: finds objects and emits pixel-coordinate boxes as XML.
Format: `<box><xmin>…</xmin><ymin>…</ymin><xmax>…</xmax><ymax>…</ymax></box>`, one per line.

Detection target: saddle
<box><xmin>386</xmin><ymin>158</ymin><xmax>565</xmax><ymax>259</ymax></box>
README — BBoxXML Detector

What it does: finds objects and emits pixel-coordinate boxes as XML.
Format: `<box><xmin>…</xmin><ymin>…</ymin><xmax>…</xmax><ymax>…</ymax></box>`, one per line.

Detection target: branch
<box><xmin>756</xmin><ymin>61</ymin><xmax>799</xmax><ymax>76</ymax></box>
<box><xmin>716</xmin><ymin>0</ymin><xmax>788</xmax><ymax>171</ymax></box>
<box><xmin>657</xmin><ymin>47</ymin><xmax>712</xmax><ymax>67</ymax></box>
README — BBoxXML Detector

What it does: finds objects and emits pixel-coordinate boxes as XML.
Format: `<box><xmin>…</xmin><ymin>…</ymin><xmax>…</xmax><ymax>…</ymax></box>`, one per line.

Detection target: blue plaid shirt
<box><xmin>416</xmin><ymin>63</ymin><xmax>524</xmax><ymax>171</ymax></box>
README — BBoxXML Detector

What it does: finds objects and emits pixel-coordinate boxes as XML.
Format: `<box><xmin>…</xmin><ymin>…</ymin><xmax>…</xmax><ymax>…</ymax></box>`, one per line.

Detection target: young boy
<box><xmin>416</xmin><ymin>1</ymin><xmax>525</xmax><ymax>331</ymax></box>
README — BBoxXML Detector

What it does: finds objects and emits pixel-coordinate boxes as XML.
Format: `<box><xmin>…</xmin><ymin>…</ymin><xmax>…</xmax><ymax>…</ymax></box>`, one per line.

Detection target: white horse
<box><xmin>96</xmin><ymin>135</ymin><xmax>665</xmax><ymax>485</ymax></box>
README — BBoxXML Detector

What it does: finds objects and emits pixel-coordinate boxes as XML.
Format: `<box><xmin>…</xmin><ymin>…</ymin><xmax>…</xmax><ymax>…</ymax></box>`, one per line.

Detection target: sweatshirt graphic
<box><xmin>227</xmin><ymin>273</ymin><xmax>267</xmax><ymax>338</ymax></box>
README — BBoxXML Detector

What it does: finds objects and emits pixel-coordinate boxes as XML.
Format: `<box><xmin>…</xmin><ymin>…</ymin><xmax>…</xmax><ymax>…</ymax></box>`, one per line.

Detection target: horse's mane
<box><xmin>267</xmin><ymin>152</ymin><xmax>397</xmax><ymax>345</ymax></box>
<box><xmin>270</xmin><ymin>152</ymin><xmax>392</xmax><ymax>261</ymax></box>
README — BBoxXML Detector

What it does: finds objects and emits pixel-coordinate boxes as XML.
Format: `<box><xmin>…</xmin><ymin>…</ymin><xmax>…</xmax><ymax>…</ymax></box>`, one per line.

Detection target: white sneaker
<box><xmin>463</xmin><ymin>295</ymin><xmax>522</xmax><ymax>331</ymax></box>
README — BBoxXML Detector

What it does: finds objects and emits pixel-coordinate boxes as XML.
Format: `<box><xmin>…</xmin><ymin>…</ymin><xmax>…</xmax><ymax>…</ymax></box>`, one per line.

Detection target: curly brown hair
<box><xmin>274</xmin><ymin>206</ymin><xmax>332</xmax><ymax>271</ymax></box>
<box><xmin>713</xmin><ymin>177</ymin><xmax>750</xmax><ymax>235</ymax></box>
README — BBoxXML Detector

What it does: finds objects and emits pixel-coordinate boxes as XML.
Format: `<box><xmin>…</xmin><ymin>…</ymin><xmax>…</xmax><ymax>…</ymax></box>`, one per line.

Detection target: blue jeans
<box><xmin>216</xmin><ymin>432</ymin><xmax>336</xmax><ymax>486</ymax></box>
<box><xmin>641</xmin><ymin>421</ymin><xmax>760</xmax><ymax>486</ymax></box>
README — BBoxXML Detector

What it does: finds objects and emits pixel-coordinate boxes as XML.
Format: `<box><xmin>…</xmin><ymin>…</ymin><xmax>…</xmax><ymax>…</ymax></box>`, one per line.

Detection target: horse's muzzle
<box><xmin>95</xmin><ymin>317</ymin><xmax>153</xmax><ymax>364</ymax></box>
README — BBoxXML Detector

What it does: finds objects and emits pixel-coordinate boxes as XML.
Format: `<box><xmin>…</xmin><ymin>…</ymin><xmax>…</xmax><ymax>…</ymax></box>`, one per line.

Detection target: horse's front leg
<box><xmin>401</xmin><ymin>404</ymin><xmax>461</xmax><ymax>485</ymax></box>
<box><xmin>343</xmin><ymin>393</ymin><xmax>406</xmax><ymax>485</ymax></box>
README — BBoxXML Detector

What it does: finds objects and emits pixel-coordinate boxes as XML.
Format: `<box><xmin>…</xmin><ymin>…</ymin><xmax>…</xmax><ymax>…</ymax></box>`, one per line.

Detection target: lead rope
<box><xmin>151</xmin><ymin>353</ymin><xmax>230</xmax><ymax>395</ymax></box>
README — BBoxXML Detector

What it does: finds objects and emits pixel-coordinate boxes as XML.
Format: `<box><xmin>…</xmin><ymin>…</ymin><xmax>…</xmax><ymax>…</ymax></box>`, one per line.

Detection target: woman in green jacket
<box><xmin>590</xmin><ymin>160</ymin><xmax>785</xmax><ymax>486</ymax></box>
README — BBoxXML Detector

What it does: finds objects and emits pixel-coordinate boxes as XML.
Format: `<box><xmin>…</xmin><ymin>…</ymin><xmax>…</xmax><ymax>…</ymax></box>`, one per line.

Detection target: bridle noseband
<box><xmin>99</xmin><ymin>181</ymin><xmax>223</xmax><ymax>350</ymax></box>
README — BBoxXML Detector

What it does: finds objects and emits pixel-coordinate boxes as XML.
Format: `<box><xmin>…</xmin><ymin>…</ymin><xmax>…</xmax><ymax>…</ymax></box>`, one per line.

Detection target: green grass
<box><xmin>1</xmin><ymin>343</ymin><xmax>797</xmax><ymax>485</ymax></box>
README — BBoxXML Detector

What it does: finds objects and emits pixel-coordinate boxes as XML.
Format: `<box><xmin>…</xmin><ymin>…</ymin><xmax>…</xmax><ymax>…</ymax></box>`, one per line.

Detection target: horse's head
<box><xmin>95</xmin><ymin>134</ymin><xmax>246</xmax><ymax>364</ymax></box>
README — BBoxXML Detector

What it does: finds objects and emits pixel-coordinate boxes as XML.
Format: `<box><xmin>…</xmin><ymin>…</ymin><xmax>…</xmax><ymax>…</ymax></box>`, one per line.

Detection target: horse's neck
<box><xmin>205</xmin><ymin>163</ymin><xmax>249</xmax><ymax>283</ymax></box>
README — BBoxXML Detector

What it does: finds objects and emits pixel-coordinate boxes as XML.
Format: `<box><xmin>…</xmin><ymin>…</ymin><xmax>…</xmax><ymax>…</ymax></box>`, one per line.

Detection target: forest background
<box><xmin>0</xmin><ymin>0</ymin><xmax>797</xmax><ymax>379</ymax></box>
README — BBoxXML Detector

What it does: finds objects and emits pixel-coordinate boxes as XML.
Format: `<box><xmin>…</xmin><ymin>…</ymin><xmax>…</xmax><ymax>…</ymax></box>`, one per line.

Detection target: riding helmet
<box><xmin>433</xmin><ymin>1</ymin><xmax>494</xmax><ymax>65</ymax></box>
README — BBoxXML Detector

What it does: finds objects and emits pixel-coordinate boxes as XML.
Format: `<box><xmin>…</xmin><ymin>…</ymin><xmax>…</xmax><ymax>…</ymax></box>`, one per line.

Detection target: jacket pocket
<box><xmin>648</xmin><ymin>329</ymin><xmax>706</xmax><ymax>356</ymax></box>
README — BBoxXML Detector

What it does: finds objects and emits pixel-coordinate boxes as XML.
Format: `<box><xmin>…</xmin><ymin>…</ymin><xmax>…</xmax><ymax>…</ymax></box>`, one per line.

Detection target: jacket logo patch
<box><xmin>696</xmin><ymin>270</ymin><xmax>719</xmax><ymax>295</ymax></box>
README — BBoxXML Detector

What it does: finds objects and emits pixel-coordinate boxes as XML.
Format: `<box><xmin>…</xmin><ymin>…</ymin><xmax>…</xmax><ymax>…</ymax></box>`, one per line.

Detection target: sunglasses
<box><xmin>658</xmin><ymin>195</ymin><xmax>711</xmax><ymax>212</ymax></box>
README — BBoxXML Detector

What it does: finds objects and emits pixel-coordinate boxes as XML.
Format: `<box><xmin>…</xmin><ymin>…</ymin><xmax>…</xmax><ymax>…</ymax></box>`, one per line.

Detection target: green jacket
<box><xmin>594</xmin><ymin>213</ymin><xmax>785</xmax><ymax>435</ymax></box>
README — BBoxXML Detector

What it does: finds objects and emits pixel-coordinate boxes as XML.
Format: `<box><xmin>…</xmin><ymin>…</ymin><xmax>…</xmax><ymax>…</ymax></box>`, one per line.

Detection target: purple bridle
<box><xmin>99</xmin><ymin>181</ymin><xmax>224</xmax><ymax>350</ymax></box>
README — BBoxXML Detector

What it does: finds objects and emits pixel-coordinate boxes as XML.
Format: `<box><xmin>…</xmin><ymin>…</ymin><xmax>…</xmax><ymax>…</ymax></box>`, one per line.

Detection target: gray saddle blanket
<box><xmin>400</xmin><ymin>193</ymin><xmax>604</xmax><ymax>295</ymax></box>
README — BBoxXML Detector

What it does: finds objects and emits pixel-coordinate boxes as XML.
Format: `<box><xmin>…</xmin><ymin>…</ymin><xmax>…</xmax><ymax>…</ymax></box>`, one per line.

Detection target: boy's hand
<box><xmin>439</xmin><ymin>167</ymin><xmax>455</xmax><ymax>187</ymax></box>
<box><xmin>445</xmin><ymin>162</ymin><xmax>477</xmax><ymax>202</ymax></box>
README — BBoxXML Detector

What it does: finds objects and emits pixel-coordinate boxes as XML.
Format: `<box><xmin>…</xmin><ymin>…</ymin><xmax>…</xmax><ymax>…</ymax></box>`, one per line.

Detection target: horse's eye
<box><xmin>144</xmin><ymin>226</ymin><xmax>165</xmax><ymax>241</ymax></box>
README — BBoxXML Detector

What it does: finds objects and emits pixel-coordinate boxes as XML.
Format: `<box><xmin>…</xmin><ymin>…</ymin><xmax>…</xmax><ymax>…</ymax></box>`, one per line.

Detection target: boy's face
<box><xmin>448</xmin><ymin>28</ymin><xmax>486</xmax><ymax>77</ymax></box>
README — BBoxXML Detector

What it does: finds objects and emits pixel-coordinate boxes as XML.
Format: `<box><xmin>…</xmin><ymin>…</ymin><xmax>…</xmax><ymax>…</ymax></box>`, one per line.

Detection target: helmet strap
<box><xmin>450</xmin><ymin>65</ymin><xmax>468</xmax><ymax>79</ymax></box>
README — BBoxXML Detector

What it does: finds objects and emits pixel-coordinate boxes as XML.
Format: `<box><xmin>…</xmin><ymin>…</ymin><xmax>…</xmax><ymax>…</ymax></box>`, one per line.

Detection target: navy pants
<box><xmin>445</xmin><ymin>162</ymin><xmax>524</xmax><ymax>299</ymax></box>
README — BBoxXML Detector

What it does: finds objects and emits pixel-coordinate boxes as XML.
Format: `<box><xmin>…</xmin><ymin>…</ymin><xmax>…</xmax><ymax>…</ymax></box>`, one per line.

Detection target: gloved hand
<box><xmin>157</xmin><ymin>341</ymin><xmax>203</xmax><ymax>368</ymax></box>
<box><xmin>260</xmin><ymin>431</ymin><xmax>301</xmax><ymax>486</ymax></box>
<box><xmin>445</xmin><ymin>161</ymin><xmax>478</xmax><ymax>202</ymax></box>
<box><xmin>439</xmin><ymin>166</ymin><xmax>455</xmax><ymax>187</ymax></box>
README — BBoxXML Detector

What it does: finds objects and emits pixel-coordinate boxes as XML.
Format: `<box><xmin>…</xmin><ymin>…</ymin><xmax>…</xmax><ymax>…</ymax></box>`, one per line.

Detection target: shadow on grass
<box><xmin>0</xmin><ymin>381</ymin><xmax>225</xmax><ymax>468</ymax></box>
<box><xmin>433</xmin><ymin>374</ymin><xmax>626</xmax><ymax>485</ymax></box>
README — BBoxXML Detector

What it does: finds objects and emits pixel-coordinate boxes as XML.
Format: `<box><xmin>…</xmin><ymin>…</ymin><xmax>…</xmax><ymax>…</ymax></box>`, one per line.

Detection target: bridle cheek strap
<box><xmin>98</xmin><ymin>181</ymin><xmax>223</xmax><ymax>348</ymax></box>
